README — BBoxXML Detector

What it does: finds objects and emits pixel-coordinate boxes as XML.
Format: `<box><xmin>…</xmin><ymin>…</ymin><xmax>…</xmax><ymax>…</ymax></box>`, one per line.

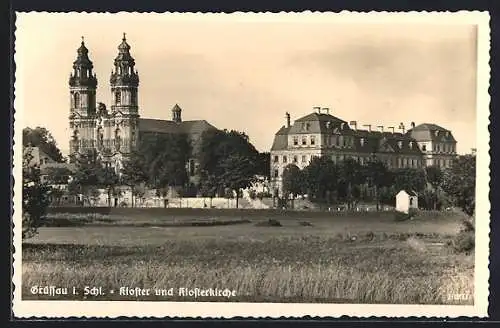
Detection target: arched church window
<box><xmin>115</xmin><ymin>91</ymin><xmax>121</xmax><ymax>105</ymax></box>
<box><xmin>115</xmin><ymin>128</ymin><xmax>121</xmax><ymax>151</ymax></box>
<box><xmin>74</xmin><ymin>93</ymin><xmax>80</xmax><ymax>108</ymax></box>
<box><xmin>189</xmin><ymin>159</ymin><xmax>195</xmax><ymax>177</ymax></box>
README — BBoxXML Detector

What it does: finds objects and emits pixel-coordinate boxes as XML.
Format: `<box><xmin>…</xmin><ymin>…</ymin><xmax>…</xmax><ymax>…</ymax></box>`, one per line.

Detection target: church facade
<box><xmin>68</xmin><ymin>34</ymin><xmax>217</xmax><ymax>182</ymax></box>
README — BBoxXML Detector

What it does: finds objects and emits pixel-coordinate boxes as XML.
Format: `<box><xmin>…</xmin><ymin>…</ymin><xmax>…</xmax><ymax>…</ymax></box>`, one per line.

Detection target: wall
<box><xmin>396</xmin><ymin>193</ymin><xmax>410</xmax><ymax>213</ymax></box>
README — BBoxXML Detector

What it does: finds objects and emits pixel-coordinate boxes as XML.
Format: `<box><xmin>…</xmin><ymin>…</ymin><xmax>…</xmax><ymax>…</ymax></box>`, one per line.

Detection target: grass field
<box><xmin>22</xmin><ymin>210</ymin><xmax>474</xmax><ymax>304</ymax></box>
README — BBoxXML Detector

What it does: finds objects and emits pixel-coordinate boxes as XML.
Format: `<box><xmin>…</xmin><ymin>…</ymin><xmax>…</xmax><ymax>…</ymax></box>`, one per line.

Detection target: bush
<box><xmin>408</xmin><ymin>208</ymin><xmax>418</xmax><ymax>218</ymax></box>
<box><xmin>394</xmin><ymin>211</ymin><xmax>410</xmax><ymax>221</ymax></box>
<box><xmin>394</xmin><ymin>208</ymin><xmax>418</xmax><ymax>221</ymax></box>
<box><xmin>452</xmin><ymin>231</ymin><xmax>475</xmax><ymax>253</ymax></box>
<box><xmin>255</xmin><ymin>218</ymin><xmax>282</xmax><ymax>227</ymax></box>
<box><xmin>460</xmin><ymin>219</ymin><xmax>475</xmax><ymax>233</ymax></box>
<box><xmin>23</xmin><ymin>150</ymin><xmax>51</xmax><ymax>239</ymax></box>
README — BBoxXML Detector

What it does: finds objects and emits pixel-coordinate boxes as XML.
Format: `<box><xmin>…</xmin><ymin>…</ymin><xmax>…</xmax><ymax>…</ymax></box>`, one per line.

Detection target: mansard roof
<box><xmin>407</xmin><ymin>123</ymin><xmax>457</xmax><ymax>143</ymax></box>
<box><xmin>289</xmin><ymin>112</ymin><xmax>348</xmax><ymax>135</ymax></box>
<box><xmin>350</xmin><ymin>129</ymin><xmax>422</xmax><ymax>155</ymax></box>
<box><xmin>270</xmin><ymin>126</ymin><xmax>291</xmax><ymax>151</ymax></box>
<box><xmin>270</xmin><ymin>124</ymin><xmax>424</xmax><ymax>155</ymax></box>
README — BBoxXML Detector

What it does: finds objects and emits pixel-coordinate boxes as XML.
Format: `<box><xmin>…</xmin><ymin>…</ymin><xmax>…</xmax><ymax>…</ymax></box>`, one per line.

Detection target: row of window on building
<box><xmin>425</xmin><ymin>143</ymin><xmax>456</xmax><ymax>153</ymax></box>
<box><xmin>290</xmin><ymin>134</ymin><xmax>456</xmax><ymax>153</ymax></box>
<box><xmin>291</xmin><ymin>135</ymin><xmax>355</xmax><ymax>148</ymax></box>
<box><xmin>273</xmin><ymin>153</ymin><xmax>423</xmax><ymax>171</ymax></box>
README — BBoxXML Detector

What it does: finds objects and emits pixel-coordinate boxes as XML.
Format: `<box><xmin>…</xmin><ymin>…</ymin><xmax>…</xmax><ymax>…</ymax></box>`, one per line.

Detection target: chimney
<box><xmin>398</xmin><ymin>122</ymin><xmax>405</xmax><ymax>133</ymax></box>
<box><xmin>285</xmin><ymin>112</ymin><xmax>291</xmax><ymax>128</ymax></box>
<box><xmin>363</xmin><ymin>124</ymin><xmax>372</xmax><ymax>132</ymax></box>
<box><xmin>410</xmin><ymin>122</ymin><xmax>416</xmax><ymax>129</ymax></box>
<box><xmin>387</xmin><ymin>126</ymin><xmax>395</xmax><ymax>133</ymax></box>
<box><xmin>322</xmin><ymin>107</ymin><xmax>330</xmax><ymax>115</ymax></box>
<box><xmin>377</xmin><ymin>125</ymin><xmax>384</xmax><ymax>132</ymax></box>
<box><xmin>349</xmin><ymin>121</ymin><xmax>357</xmax><ymax>130</ymax></box>
<box><xmin>313</xmin><ymin>106</ymin><xmax>321</xmax><ymax>113</ymax></box>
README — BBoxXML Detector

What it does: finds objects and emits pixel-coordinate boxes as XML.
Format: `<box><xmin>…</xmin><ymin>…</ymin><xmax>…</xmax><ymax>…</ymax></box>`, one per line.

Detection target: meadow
<box><xmin>22</xmin><ymin>209</ymin><xmax>474</xmax><ymax>304</ymax></box>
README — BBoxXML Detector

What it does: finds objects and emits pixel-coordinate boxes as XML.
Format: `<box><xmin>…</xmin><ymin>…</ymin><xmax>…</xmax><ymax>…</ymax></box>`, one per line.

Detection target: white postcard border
<box><xmin>12</xmin><ymin>10</ymin><xmax>491</xmax><ymax>318</ymax></box>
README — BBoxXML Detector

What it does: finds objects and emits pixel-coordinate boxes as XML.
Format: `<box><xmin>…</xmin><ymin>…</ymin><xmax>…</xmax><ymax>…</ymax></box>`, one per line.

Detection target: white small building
<box><xmin>396</xmin><ymin>190</ymin><xmax>418</xmax><ymax>213</ymax></box>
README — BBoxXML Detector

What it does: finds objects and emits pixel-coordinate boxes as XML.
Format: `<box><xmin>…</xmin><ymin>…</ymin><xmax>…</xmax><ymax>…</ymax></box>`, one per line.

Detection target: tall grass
<box><xmin>22</xmin><ymin>236</ymin><xmax>474</xmax><ymax>304</ymax></box>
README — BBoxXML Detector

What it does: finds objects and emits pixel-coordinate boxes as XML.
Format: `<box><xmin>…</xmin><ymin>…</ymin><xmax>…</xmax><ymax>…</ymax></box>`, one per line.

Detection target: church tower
<box><xmin>109</xmin><ymin>33</ymin><xmax>140</xmax><ymax>155</ymax></box>
<box><xmin>68</xmin><ymin>37</ymin><xmax>98</xmax><ymax>157</ymax></box>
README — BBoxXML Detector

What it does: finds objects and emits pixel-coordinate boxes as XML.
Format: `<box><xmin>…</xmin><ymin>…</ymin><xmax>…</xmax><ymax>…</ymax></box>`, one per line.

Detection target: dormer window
<box><xmin>435</xmin><ymin>130</ymin><xmax>439</xmax><ymax>137</ymax></box>
<box><xmin>283</xmin><ymin>156</ymin><xmax>288</xmax><ymax>163</ymax></box>
<box><xmin>326</xmin><ymin>121</ymin><xmax>331</xmax><ymax>129</ymax></box>
<box><xmin>302</xmin><ymin>122</ymin><xmax>310</xmax><ymax>131</ymax></box>
<box><xmin>409</xmin><ymin>141</ymin><xmax>413</xmax><ymax>148</ymax></box>
<box><xmin>398</xmin><ymin>141</ymin><xmax>403</xmax><ymax>149</ymax></box>
<box><xmin>360</xmin><ymin>138</ymin><xmax>365</xmax><ymax>146</ymax></box>
<box><xmin>302</xmin><ymin>137</ymin><xmax>307</xmax><ymax>145</ymax></box>
<box><xmin>310</xmin><ymin>136</ymin><xmax>316</xmax><ymax>146</ymax></box>
<box><xmin>293</xmin><ymin>136</ymin><xmax>298</xmax><ymax>146</ymax></box>
<box><xmin>422</xmin><ymin>144</ymin><xmax>427</xmax><ymax>151</ymax></box>
<box><xmin>341</xmin><ymin>123</ymin><xmax>345</xmax><ymax>130</ymax></box>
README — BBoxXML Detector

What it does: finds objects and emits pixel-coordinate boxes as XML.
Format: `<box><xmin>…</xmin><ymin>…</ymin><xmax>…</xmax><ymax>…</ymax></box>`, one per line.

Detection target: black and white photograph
<box><xmin>13</xmin><ymin>11</ymin><xmax>490</xmax><ymax>318</ymax></box>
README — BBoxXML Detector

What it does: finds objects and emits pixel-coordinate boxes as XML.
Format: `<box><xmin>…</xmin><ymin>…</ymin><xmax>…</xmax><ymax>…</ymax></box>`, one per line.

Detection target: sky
<box><xmin>15</xmin><ymin>13</ymin><xmax>480</xmax><ymax>155</ymax></box>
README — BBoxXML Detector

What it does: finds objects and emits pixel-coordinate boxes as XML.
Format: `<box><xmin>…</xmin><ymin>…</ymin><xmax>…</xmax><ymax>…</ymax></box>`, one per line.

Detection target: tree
<box><xmin>337</xmin><ymin>158</ymin><xmax>363</xmax><ymax>209</ymax></box>
<box><xmin>199</xmin><ymin>171</ymin><xmax>219</xmax><ymax>207</ymax></box>
<box><xmin>218</xmin><ymin>154</ymin><xmax>258</xmax><ymax>208</ymax></box>
<box><xmin>67</xmin><ymin>150</ymin><xmax>119</xmax><ymax>207</ymax></box>
<box><xmin>42</xmin><ymin>166</ymin><xmax>74</xmax><ymax>205</ymax></box>
<box><xmin>255</xmin><ymin>152</ymin><xmax>271</xmax><ymax>180</ymax></box>
<box><xmin>393</xmin><ymin>168</ymin><xmax>427</xmax><ymax>194</ymax></box>
<box><xmin>23</xmin><ymin>127</ymin><xmax>64</xmax><ymax>163</ymax></box>
<box><xmin>199</xmin><ymin>129</ymin><xmax>259</xmax><ymax>175</ymax></box>
<box><xmin>43</xmin><ymin>166</ymin><xmax>73</xmax><ymax>185</ymax></box>
<box><xmin>99</xmin><ymin>166</ymin><xmax>120</xmax><ymax>207</ymax></box>
<box><xmin>198</xmin><ymin>129</ymin><xmax>260</xmax><ymax>205</ymax></box>
<box><xmin>121</xmin><ymin>151</ymin><xmax>148</xmax><ymax>207</ymax></box>
<box><xmin>303</xmin><ymin>156</ymin><xmax>338</xmax><ymax>205</ymax></box>
<box><xmin>425</xmin><ymin>166</ymin><xmax>444</xmax><ymax>188</ymax></box>
<box><xmin>282</xmin><ymin>164</ymin><xmax>303</xmax><ymax>209</ymax></box>
<box><xmin>425</xmin><ymin>165</ymin><xmax>445</xmax><ymax>210</ymax></box>
<box><xmin>140</xmin><ymin>133</ymin><xmax>192</xmax><ymax>195</ymax></box>
<box><xmin>22</xmin><ymin>148</ymin><xmax>51</xmax><ymax>239</ymax></box>
<box><xmin>363</xmin><ymin>159</ymin><xmax>391</xmax><ymax>210</ymax></box>
<box><xmin>442</xmin><ymin>155</ymin><xmax>476</xmax><ymax>217</ymax></box>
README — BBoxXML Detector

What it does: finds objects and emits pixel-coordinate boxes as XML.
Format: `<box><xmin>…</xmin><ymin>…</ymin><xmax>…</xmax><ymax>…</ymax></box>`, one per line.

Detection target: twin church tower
<box><xmin>68</xmin><ymin>34</ymin><xmax>217</xmax><ymax>179</ymax></box>
<box><xmin>68</xmin><ymin>34</ymin><xmax>140</xmax><ymax>169</ymax></box>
